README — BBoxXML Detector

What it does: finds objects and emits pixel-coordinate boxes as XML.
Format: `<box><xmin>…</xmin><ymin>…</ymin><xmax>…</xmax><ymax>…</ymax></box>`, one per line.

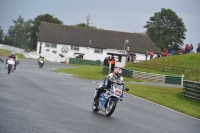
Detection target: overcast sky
<box><xmin>0</xmin><ymin>0</ymin><xmax>199</xmax><ymax>51</ymax></box>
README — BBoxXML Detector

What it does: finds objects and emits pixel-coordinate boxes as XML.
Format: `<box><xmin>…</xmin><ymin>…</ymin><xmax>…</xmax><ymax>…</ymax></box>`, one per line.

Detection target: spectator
<box><xmin>153</xmin><ymin>53</ymin><xmax>158</xmax><ymax>58</ymax></box>
<box><xmin>190</xmin><ymin>44</ymin><xmax>193</xmax><ymax>53</ymax></box>
<box><xmin>154</xmin><ymin>53</ymin><xmax>161</xmax><ymax>58</ymax></box>
<box><xmin>145</xmin><ymin>50</ymin><xmax>148</xmax><ymax>60</ymax></box>
<box><xmin>162</xmin><ymin>49</ymin><xmax>168</xmax><ymax>57</ymax></box>
<box><xmin>103</xmin><ymin>57</ymin><xmax>108</xmax><ymax>67</ymax></box>
<box><xmin>131</xmin><ymin>53</ymin><xmax>136</xmax><ymax>62</ymax></box>
<box><xmin>197</xmin><ymin>43</ymin><xmax>200</xmax><ymax>53</ymax></box>
<box><xmin>178</xmin><ymin>49</ymin><xmax>183</xmax><ymax>55</ymax></box>
<box><xmin>107</xmin><ymin>56</ymin><xmax>111</xmax><ymax>66</ymax></box>
<box><xmin>111</xmin><ymin>56</ymin><xmax>115</xmax><ymax>72</ymax></box>
<box><xmin>127</xmin><ymin>54</ymin><xmax>131</xmax><ymax>62</ymax></box>
<box><xmin>168</xmin><ymin>45</ymin><xmax>173</xmax><ymax>55</ymax></box>
<box><xmin>185</xmin><ymin>44</ymin><xmax>190</xmax><ymax>54</ymax></box>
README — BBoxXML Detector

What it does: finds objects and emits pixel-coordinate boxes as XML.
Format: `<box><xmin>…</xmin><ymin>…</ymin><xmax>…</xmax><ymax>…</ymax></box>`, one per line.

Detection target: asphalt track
<box><xmin>0</xmin><ymin>58</ymin><xmax>199</xmax><ymax>133</ymax></box>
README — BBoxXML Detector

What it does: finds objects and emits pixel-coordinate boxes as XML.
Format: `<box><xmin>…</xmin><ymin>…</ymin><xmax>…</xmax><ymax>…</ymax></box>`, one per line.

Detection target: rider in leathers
<box><xmin>6</xmin><ymin>52</ymin><xmax>16</xmax><ymax>70</ymax></box>
<box><xmin>94</xmin><ymin>68</ymin><xmax>124</xmax><ymax>105</ymax></box>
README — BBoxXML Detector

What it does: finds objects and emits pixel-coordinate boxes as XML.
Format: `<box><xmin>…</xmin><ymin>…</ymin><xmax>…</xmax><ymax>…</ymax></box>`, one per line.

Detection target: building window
<box><xmin>94</xmin><ymin>48</ymin><xmax>103</xmax><ymax>53</ymax></box>
<box><xmin>71</xmin><ymin>45</ymin><xmax>79</xmax><ymax>51</ymax></box>
<box><xmin>45</xmin><ymin>43</ymin><xmax>51</xmax><ymax>47</ymax></box>
<box><xmin>51</xmin><ymin>43</ymin><xmax>57</xmax><ymax>48</ymax></box>
<box><xmin>45</xmin><ymin>43</ymin><xmax>57</xmax><ymax>48</ymax></box>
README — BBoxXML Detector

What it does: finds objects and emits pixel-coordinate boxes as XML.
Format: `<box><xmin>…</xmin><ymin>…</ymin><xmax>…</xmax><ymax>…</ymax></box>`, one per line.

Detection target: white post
<box><xmin>181</xmin><ymin>73</ymin><xmax>184</xmax><ymax>88</ymax></box>
<box><xmin>124</xmin><ymin>39</ymin><xmax>129</xmax><ymax>54</ymax></box>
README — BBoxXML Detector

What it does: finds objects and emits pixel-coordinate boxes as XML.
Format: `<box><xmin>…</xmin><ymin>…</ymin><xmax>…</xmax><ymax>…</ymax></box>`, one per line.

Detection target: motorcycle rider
<box><xmin>6</xmin><ymin>52</ymin><xmax>16</xmax><ymax>70</ymax></box>
<box><xmin>94</xmin><ymin>68</ymin><xmax>124</xmax><ymax>105</ymax></box>
<box><xmin>38</xmin><ymin>55</ymin><xmax>45</xmax><ymax>65</ymax></box>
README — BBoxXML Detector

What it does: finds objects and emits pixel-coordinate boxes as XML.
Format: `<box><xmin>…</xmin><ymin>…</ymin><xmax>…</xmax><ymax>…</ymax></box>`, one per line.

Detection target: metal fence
<box><xmin>69</xmin><ymin>58</ymin><xmax>101</xmax><ymax>66</ymax></box>
<box><xmin>132</xmin><ymin>61</ymin><xmax>189</xmax><ymax>74</ymax></box>
<box><xmin>182</xmin><ymin>80</ymin><xmax>200</xmax><ymax>101</ymax></box>
<box><xmin>103</xmin><ymin>66</ymin><xmax>183</xmax><ymax>85</ymax></box>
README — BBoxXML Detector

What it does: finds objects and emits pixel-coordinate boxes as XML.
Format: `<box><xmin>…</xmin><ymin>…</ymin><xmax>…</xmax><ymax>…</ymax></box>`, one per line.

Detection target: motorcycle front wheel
<box><xmin>8</xmin><ymin>68</ymin><xmax>11</xmax><ymax>74</ymax></box>
<box><xmin>105</xmin><ymin>100</ymin><xmax>117</xmax><ymax>117</ymax></box>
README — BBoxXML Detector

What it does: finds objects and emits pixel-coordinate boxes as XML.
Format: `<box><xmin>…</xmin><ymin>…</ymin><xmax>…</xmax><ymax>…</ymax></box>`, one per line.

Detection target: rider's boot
<box><xmin>93</xmin><ymin>95</ymin><xmax>99</xmax><ymax>106</ymax></box>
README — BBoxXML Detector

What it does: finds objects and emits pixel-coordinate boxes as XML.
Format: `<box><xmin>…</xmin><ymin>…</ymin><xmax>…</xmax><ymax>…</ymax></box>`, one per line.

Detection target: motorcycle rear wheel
<box><xmin>105</xmin><ymin>100</ymin><xmax>117</xmax><ymax>117</ymax></box>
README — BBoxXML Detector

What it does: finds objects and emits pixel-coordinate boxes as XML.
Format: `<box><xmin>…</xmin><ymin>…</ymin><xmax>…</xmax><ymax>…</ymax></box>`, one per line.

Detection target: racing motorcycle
<box><xmin>92</xmin><ymin>82</ymin><xmax>129</xmax><ymax>117</ymax></box>
<box><xmin>6</xmin><ymin>58</ymin><xmax>15</xmax><ymax>74</ymax></box>
<box><xmin>38</xmin><ymin>60</ymin><xmax>44</xmax><ymax>68</ymax></box>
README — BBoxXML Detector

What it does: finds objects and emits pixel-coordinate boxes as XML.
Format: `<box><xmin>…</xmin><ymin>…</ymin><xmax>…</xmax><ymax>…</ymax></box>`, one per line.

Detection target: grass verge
<box><xmin>0</xmin><ymin>49</ymin><xmax>24</xmax><ymax>58</ymax></box>
<box><xmin>125</xmin><ymin>84</ymin><xmax>200</xmax><ymax>119</ymax></box>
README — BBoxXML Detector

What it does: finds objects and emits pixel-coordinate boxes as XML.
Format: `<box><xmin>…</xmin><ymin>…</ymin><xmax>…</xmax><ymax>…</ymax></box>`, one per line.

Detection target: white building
<box><xmin>37</xmin><ymin>22</ymin><xmax>158</xmax><ymax>67</ymax></box>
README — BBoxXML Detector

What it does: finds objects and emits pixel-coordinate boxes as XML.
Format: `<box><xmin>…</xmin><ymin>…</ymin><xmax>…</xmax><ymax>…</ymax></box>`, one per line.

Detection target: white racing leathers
<box><xmin>6</xmin><ymin>58</ymin><xmax>15</xmax><ymax>74</ymax></box>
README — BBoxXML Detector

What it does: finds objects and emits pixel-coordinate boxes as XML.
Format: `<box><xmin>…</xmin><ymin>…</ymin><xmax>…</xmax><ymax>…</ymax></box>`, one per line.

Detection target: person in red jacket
<box><xmin>185</xmin><ymin>44</ymin><xmax>190</xmax><ymax>54</ymax></box>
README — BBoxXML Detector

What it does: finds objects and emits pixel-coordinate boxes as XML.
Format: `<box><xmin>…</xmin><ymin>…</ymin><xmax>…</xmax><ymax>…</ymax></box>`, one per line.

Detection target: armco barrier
<box><xmin>69</xmin><ymin>58</ymin><xmax>101</xmax><ymax>66</ymax></box>
<box><xmin>102</xmin><ymin>67</ymin><xmax>183</xmax><ymax>85</ymax></box>
<box><xmin>121</xmin><ymin>68</ymin><xmax>133</xmax><ymax>78</ymax></box>
<box><xmin>165</xmin><ymin>75</ymin><xmax>182</xmax><ymax>85</ymax></box>
<box><xmin>182</xmin><ymin>80</ymin><xmax>200</xmax><ymax>101</ymax></box>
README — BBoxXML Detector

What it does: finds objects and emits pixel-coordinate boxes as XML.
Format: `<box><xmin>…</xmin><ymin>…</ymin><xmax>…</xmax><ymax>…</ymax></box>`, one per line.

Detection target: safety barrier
<box><xmin>102</xmin><ymin>67</ymin><xmax>183</xmax><ymax>85</ymax></box>
<box><xmin>182</xmin><ymin>80</ymin><xmax>200</xmax><ymax>101</ymax></box>
<box><xmin>69</xmin><ymin>58</ymin><xmax>101</xmax><ymax>66</ymax></box>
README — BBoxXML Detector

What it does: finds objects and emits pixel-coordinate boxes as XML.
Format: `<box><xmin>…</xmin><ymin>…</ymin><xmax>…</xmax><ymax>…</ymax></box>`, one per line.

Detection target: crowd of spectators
<box><xmin>148</xmin><ymin>43</ymin><xmax>200</xmax><ymax>60</ymax></box>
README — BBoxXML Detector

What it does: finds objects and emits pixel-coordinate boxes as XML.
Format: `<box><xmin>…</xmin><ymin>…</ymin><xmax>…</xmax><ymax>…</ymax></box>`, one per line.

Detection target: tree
<box><xmin>30</xmin><ymin>14</ymin><xmax>63</xmax><ymax>49</ymax></box>
<box><xmin>76</xmin><ymin>15</ymin><xmax>96</xmax><ymax>29</ymax></box>
<box><xmin>0</xmin><ymin>26</ymin><xmax>4</xmax><ymax>43</ymax></box>
<box><xmin>7</xmin><ymin>15</ymin><xmax>31</xmax><ymax>47</ymax></box>
<box><xmin>144</xmin><ymin>8</ymin><xmax>187</xmax><ymax>51</ymax></box>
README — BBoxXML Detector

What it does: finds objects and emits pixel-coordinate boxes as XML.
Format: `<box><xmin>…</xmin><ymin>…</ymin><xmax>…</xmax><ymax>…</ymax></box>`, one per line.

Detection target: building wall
<box><xmin>36</xmin><ymin>41</ymin><xmax>149</xmax><ymax>66</ymax></box>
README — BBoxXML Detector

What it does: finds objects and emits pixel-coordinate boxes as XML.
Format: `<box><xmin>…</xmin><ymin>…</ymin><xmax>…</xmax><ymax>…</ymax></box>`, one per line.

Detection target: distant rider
<box><xmin>38</xmin><ymin>56</ymin><xmax>45</xmax><ymax>65</ymax></box>
<box><xmin>93</xmin><ymin>68</ymin><xmax>124</xmax><ymax>105</ymax></box>
<box><xmin>6</xmin><ymin>52</ymin><xmax>17</xmax><ymax>70</ymax></box>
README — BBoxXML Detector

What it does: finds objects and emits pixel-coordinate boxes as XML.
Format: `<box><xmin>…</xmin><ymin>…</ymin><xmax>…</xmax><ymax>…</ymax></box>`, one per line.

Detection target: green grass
<box><xmin>0</xmin><ymin>49</ymin><xmax>24</xmax><ymax>59</ymax></box>
<box><xmin>125</xmin><ymin>84</ymin><xmax>200</xmax><ymax>119</ymax></box>
<box><xmin>54</xmin><ymin>65</ymin><xmax>106</xmax><ymax>80</ymax></box>
<box><xmin>125</xmin><ymin>62</ymin><xmax>180</xmax><ymax>76</ymax></box>
<box><xmin>54</xmin><ymin>65</ymin><xmax>142</xmax><ymax>82</ymax></box>
<box><xmin>125</xmin><ymin>54</ymin><xmax>200</xmax><ymax>81</ymax></box>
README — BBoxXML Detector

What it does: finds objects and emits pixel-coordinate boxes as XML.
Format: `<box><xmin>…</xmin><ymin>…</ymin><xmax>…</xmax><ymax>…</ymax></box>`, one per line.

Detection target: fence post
<box><xmin>181</xmin><ymin>71</ymin><xmax>185</xmax><ymax>88</ymax></box>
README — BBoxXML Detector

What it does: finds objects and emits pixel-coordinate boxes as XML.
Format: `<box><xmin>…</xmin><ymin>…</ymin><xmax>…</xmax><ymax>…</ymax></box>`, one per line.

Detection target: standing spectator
<box><xmin>103</xmin><ymin>57</ymin><xmax>108</xmax><ymax>67</ymax></box>
<box><xmin>111</xmin><ymin>56</ymin><xmax>115</xmax><ymax>72</ymax></box>
<box><xmin>107</xmin><ymin>56</ymin><xmax>111</xmax><ymax>66</ymax></box>
<box><xmin>168</xmin><ymin>45</ymin><xmax>173</xmax><ymax>55</ymax></box>
<box><xmin>133</xmin><ymin>54</ymin><xmax>136</xmax><ymax>62</ymax></box>
<box><xmin>178</xmin><ymin>49</ymin><xmax>183</xmax><ymax>55</ymax></box>
<box><xmin>189</xmin><ymin>43</ymin><xmax>193</xmax><ymax>53</ymax></box>
<box><xmin>127</xmin><ymin>54</ymin><xmax>130</xmax><ymax>62</ymax></box>
<box><xmin>197</xmin><ymin>43</ymin><xmax>200</xmax><ymax>53</ymax></box>
<box><xmin>145</xmin><ymin>50</ymin><xmax>148</xmax><ymax>60</ymax></box>
<box><xmin>185</xmin><ymin>44</ymin><xmax>190</xmax><ymax>54</ymax></box>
